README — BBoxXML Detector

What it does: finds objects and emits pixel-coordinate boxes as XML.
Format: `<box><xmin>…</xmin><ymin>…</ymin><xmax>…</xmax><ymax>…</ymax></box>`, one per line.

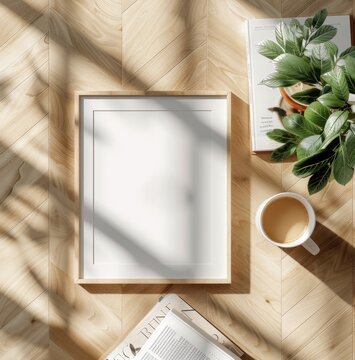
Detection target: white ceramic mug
<box><xmin>255</xmin><ymin>192</ymin><xmax>320</xmax><ymax>255</ymax></box>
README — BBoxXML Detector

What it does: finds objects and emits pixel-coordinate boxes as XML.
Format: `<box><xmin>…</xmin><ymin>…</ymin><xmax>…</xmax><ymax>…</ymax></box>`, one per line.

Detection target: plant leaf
<box><xmin>282</xmin><ymin>113</ymin><xmax>316</xmax><ymax>137</ymax></box>
<box><xmin>303</xmin><ymin>24</ymin><xmax>310</xmax><ymax>38</ymax></box>
<box><xmin>309</xmin><ymin>25</ymin><xmax>337</xmax><ymax>44</ymax></box>
<box><xmin>321</xmin><ymin>66</ymin><xmax>349</xmax><ymax>101</ymax></box>
<box><xmin>307</xmin><ymin>164</ymin><xmax>332</xmax><ymax>194</ymax></box>
<box><xmin>275</xmin><ymin>22</ymin><xmax>292</xmax><ymax>49</ymax></box>
<box><xmin>324</xmin><ymin>41</ymin><xmax>338</xmax><ymax>59</ymax></box>
<box><xmin>304</xmin><ymin>101</ymin><xmax>330</xmax><ymax>128</ymax></box>
<box><xmin>304</xmin><ymin>119</ymin><xmax>323</xmax><ymax>135</ymax></box>
<box><xmin>323</xmin><ymin>110</ymin><xmax>349</xmax><ymax>143</ymax></box>
<box><xmin>343</xmin><ymin>66</ymin><xmax>355</xmax><ymax>93</ymax></box>
<box><xmin>270</xmin><ymin>142</ymin><xmax>296</xmax><ymax>161</ymax></box>
<box><xmin>333</xmin><ymin>143</ymin><xmax>354</xmax><ymax>185</ymax></box>
<box><xmin>339</xmin><ymin>46</ymin><xmax>355</xmax><ymax>59</ymax></box>
<box><xmin>291</xmin><ymin>88</ymin><xmax>321</xmax><ymax>104</ymax></box>
<box><xmin>304</xmin><ymin>17</ymin><xmax>313</xmax><ymax>29</ymax></box>
<box><xmin>345</xmin><ymin>132</ymin><xmax>355</xmax><ymax>168</ymax></box>
<box><xmin>273</xmin><ymin>54</ymin><xmax>314</xmax><ymax>83</ymax></box>
<box><xmin>324</xmin><ymin>136</ymin><xmax>341</xmax><ymax>152</ymax></box>
<box><xmin>310</xmin><ymin>42</ymin><xmax>336</xmax><ymax>75</ymax></box>
<box><xmin>284</xmin><ymin>40</ymin><xmax>301</xmax><ymax>56</ymax></box>
<box><xmin>345</xmin><ymin>55</ymin><xmax>355</xmax><ymax>83</ymax></box>
<box><xmin>290</xmin><ymin>19</ymin><xmax>302</xmax><ymax>29</ymax></box>
<box><xmin>312</xmin><ymin>9</ymin><xmax>327</xmax><ymax>28</ymax></box>
<box><xmin>320</xmin><ymin>84</ymin><xmax>332</xmax><ymax>95</ymax></box>
<box><xmin>267</xmin><ymin>129</ymin><xmax>299</xmax><ymax>143</ymax></box>
<box><xmin>257</xmin><ymin>40</ymin><xmax>284</xmax><ymax>60</ymax></box>
<box><xmin>260</xmin><ymin>73</ymin><xmax>299</xmax><ymax>88</ymax></box>
<box><xmin>293</xmin><ymin>149</ymin><xmax>334</xmax><ymax>177</ymax></box>
<box><xmin>317</xmin><ymin>93</ymin><xmax>345</xmax><ymax>108</ymax></box>
<box><xmin>310</xmin><ymin>57</ymin><xmax>332</xmax><ymax>78</ymax></box>
<box><xmin>297</xmin><ymin>135</ymin><xmax>323</xmax><ymax>160</ymax></box>
<box><xmin>290</xmin><ymin>19</ymin><xmax>304</xmax><ymax>42</ymax></box>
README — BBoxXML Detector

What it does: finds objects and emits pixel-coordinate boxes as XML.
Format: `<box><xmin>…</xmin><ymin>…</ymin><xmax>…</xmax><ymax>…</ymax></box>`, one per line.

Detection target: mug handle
<box><xmin>302</xmin><ymin>237</ymin><xmax>320</xmax><ymax>255</ymax></box>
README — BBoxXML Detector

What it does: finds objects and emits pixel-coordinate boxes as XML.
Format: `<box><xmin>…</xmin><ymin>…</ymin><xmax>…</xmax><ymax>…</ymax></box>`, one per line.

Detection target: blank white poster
<box><xmin>80</xmin><ymin>95</ymin><xmax>229</xmax><ymax>282</ymax></box>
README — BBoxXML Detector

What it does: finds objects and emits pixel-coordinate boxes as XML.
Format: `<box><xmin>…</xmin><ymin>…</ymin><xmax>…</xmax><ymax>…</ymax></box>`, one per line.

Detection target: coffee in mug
<box><xmin>261</xmin><ymin>197</ymin><xmax>309</xmax><ymax>244</ymax></box>
<box><xmin>256</xmin><ymin>192</ymin><xmax>319</xmax><ymax>255</ymax></box>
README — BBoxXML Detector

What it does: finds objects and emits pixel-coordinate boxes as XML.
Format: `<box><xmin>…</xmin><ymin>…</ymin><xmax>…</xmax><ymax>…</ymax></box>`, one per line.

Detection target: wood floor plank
<box><xmin>282</xmin><ymin>215</ymin><xmax>353</xmax><ymax>324</ymax></box>
<box><xmin>281</xmin><ymin>166</ymin><xmax>352</xmax><ymax>359</ymax></box>
<box><xmin>281</xmin><ymin>0</ymin><xmax>352</xmax><ymax>18</ymax></box>
<box><xmin>282</xmin><ymin>284</ymin><xmax>341</xmax><ymax>340</ymax></box>
<box><xmin>122</xmin><ymin>0</ymin><xmax>207</xmax><ymax>89</ymax></box>
<box><xmin>0</xmin><ymin>34</ymin><xmax>48</xmax><ymax>101</ymax></box>
<box><xmin>0</xmin><ymin>8</ymin><xmax>48</xmax><ymax>71</ymax></box>
<box><xmin>48</xmin><ymin>90</ymin><xmax>78</xmax><ymax>283</ymax></box>
<box><xmin>50</xmin><ymin>0</ymin><xmax>121</xmax><ymax>88</ymax></box>
<box><xmin>49</xmin><ymin>341</ymin><xmax>74</xmax><ymax>360</ymax></box>
<box><xmin>208</xmin><ymin>294</ymin><xmax>281</xmax><ymax>360</ymax></box>
<box><xmin>50</xmin><ymin>265</ymin><xmax>121</xmax><ymax>360</ymax></box>
<box><xmin>0</xmin><ymin>0</ymin><xmax>48</xmax><ymax>48</ymax></box>
<box><xmin>282</xmin><ymin>223</ymin><xmax>352</xmax><ymax>314</ymax></box>
<box><xmin>287</xmin><ymin>310</ymin><xmax>352</xmax><ymax>360</ymax></box>
<box><xmin>0</xmin><ymin>200</ymin><xmax>48</xmax><ymax>329</ymax></box>
<box><xmin>49</xmin><ymin>1</ymin><xmax>122</xmax><ymax>358</ymax></box>
<box><xmin>123</xmin><ymin>0</ymin><xmax>206</xmax><ymax>73</ymax></box>
<box><xmin>282</xmin><ymin>298</ymin><xmax>350</xmax><ymax>359</ymax></box>
<box><xmin>0</xmin><ymin>64</ymin><xmax>48</xmax><ymax>155</ymax></box>
<box><xmin>0</xmin><ymin>117</ymin><xmax>48</xmax><ymax>237</ymax></box>
<box><xmin>122</xmin><ymin>0</ymin><xmax>137</xmax><ymax>12</ymax></box>
<box><xmin>0</xmin><ymin>0</ymin><xmax>49</xmax><ymax>357</ymax></box>
<box><xmin>0</xmin><ymin>291</ymin><xmax>48</xmax><ymax>359</ymax></box>
<box><xmin>121</xmin><ymin>286</ymin><xmax>168</xmax><ymax>337</ymax></box>
<box><xmin>208</xmin><ymin>0</ymin><xmax>248</xmax><ymax>102</ymax></box>
<box><xmin>149</xmin><ymin>45</ymin><xmax>207</xmax><ymax>91</ymax></box>
<box><xmin>124</xmin><ymin>23</ymin><xmax>207</xmax><ymax>90</ymax></box>
<box><xmin>50</xmin><ymin>0</ymin><xmax>121</xmax><ymax>56</ymax></box>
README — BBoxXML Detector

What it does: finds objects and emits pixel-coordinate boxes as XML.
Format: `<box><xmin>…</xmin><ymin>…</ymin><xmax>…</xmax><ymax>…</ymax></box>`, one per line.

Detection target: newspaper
<box><xmin>135</xmin><ymin>310</ymin><xmax>241</xmax><ymax>360</ymax></box>
<box><xmin>246</xmin><ymin>16</ymin><xmax>351</xmax><ymax>152</ymax></box>
<box><xmin>103</xmin><ymin>294</ymin><xmax>243</xmax><ymax>360</ymax></box>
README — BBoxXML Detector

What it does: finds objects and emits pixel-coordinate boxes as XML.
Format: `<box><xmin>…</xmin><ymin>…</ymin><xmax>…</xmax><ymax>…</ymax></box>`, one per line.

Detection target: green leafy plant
<box><xmin>258</xmin><ymin>9</ymin><xmax>355</xmax><ymax>194</ymax></box>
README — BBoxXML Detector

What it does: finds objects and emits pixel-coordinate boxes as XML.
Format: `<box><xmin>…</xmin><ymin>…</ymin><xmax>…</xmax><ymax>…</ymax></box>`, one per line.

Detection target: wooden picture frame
<box><xmin>75</xmin><ymin>91</ymin><xmax>231</xmax><ymax>284</ymax></box>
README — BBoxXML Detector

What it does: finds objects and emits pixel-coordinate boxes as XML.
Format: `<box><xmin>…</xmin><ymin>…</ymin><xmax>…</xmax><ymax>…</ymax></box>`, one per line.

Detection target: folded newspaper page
<box><xmin>135</xmin><ymin>310</ymin><xmax>241</xmax><ymax>360</ymax></box>
<box><xmin>103</xmin><ymin>294</ymin><xmax>243</xmax><ymax>360</ymax></box>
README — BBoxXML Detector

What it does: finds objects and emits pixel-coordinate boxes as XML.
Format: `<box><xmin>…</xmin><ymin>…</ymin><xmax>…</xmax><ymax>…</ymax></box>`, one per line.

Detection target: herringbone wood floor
<box><xmin>0</xmin><ymin>0</ymin><xmax>353</xmax><ymax>359</ymax></box>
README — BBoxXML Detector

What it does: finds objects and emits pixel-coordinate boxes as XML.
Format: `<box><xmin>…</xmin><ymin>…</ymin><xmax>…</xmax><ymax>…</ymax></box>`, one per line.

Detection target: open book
<box><xmin>102</xmin><ymin>294</ymin><xmax>243</xmax><ymax>360</ymax></box>
<box><xmin>135</xmin><ymin>310</ymin><xmax>241</xmax><ymax>360</ymax></box>
<box><xmin>246</xmin><ymin>16</ymin><xmax>351</xmax><ymax>152</ymax></box>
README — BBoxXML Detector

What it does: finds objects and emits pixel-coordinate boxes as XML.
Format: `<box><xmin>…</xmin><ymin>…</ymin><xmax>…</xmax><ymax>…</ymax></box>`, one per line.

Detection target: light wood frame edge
<box><xmin>74</xmin><ymin>90</ymin><xmax>232</xmax><ymax>285</ymax></box>
<box><xmin>74</xmin><ymin>91</ymin><xmax>81</xmax><ymax>283</ymax></box>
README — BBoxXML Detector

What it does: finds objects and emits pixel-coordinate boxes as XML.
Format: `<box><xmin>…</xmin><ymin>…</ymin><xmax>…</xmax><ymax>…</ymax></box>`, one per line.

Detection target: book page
<box><xmin>135</xmin><ymin>310</ymin><xmax>241</xmax><ymax>360</ymax></box>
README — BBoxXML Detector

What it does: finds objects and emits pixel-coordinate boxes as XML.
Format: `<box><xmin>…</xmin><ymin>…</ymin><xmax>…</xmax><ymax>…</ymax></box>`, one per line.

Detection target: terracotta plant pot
<box><xmin>279</xmin><ymin>83</ymin><xmax>316</xmax><ymax>112</ymax></box>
